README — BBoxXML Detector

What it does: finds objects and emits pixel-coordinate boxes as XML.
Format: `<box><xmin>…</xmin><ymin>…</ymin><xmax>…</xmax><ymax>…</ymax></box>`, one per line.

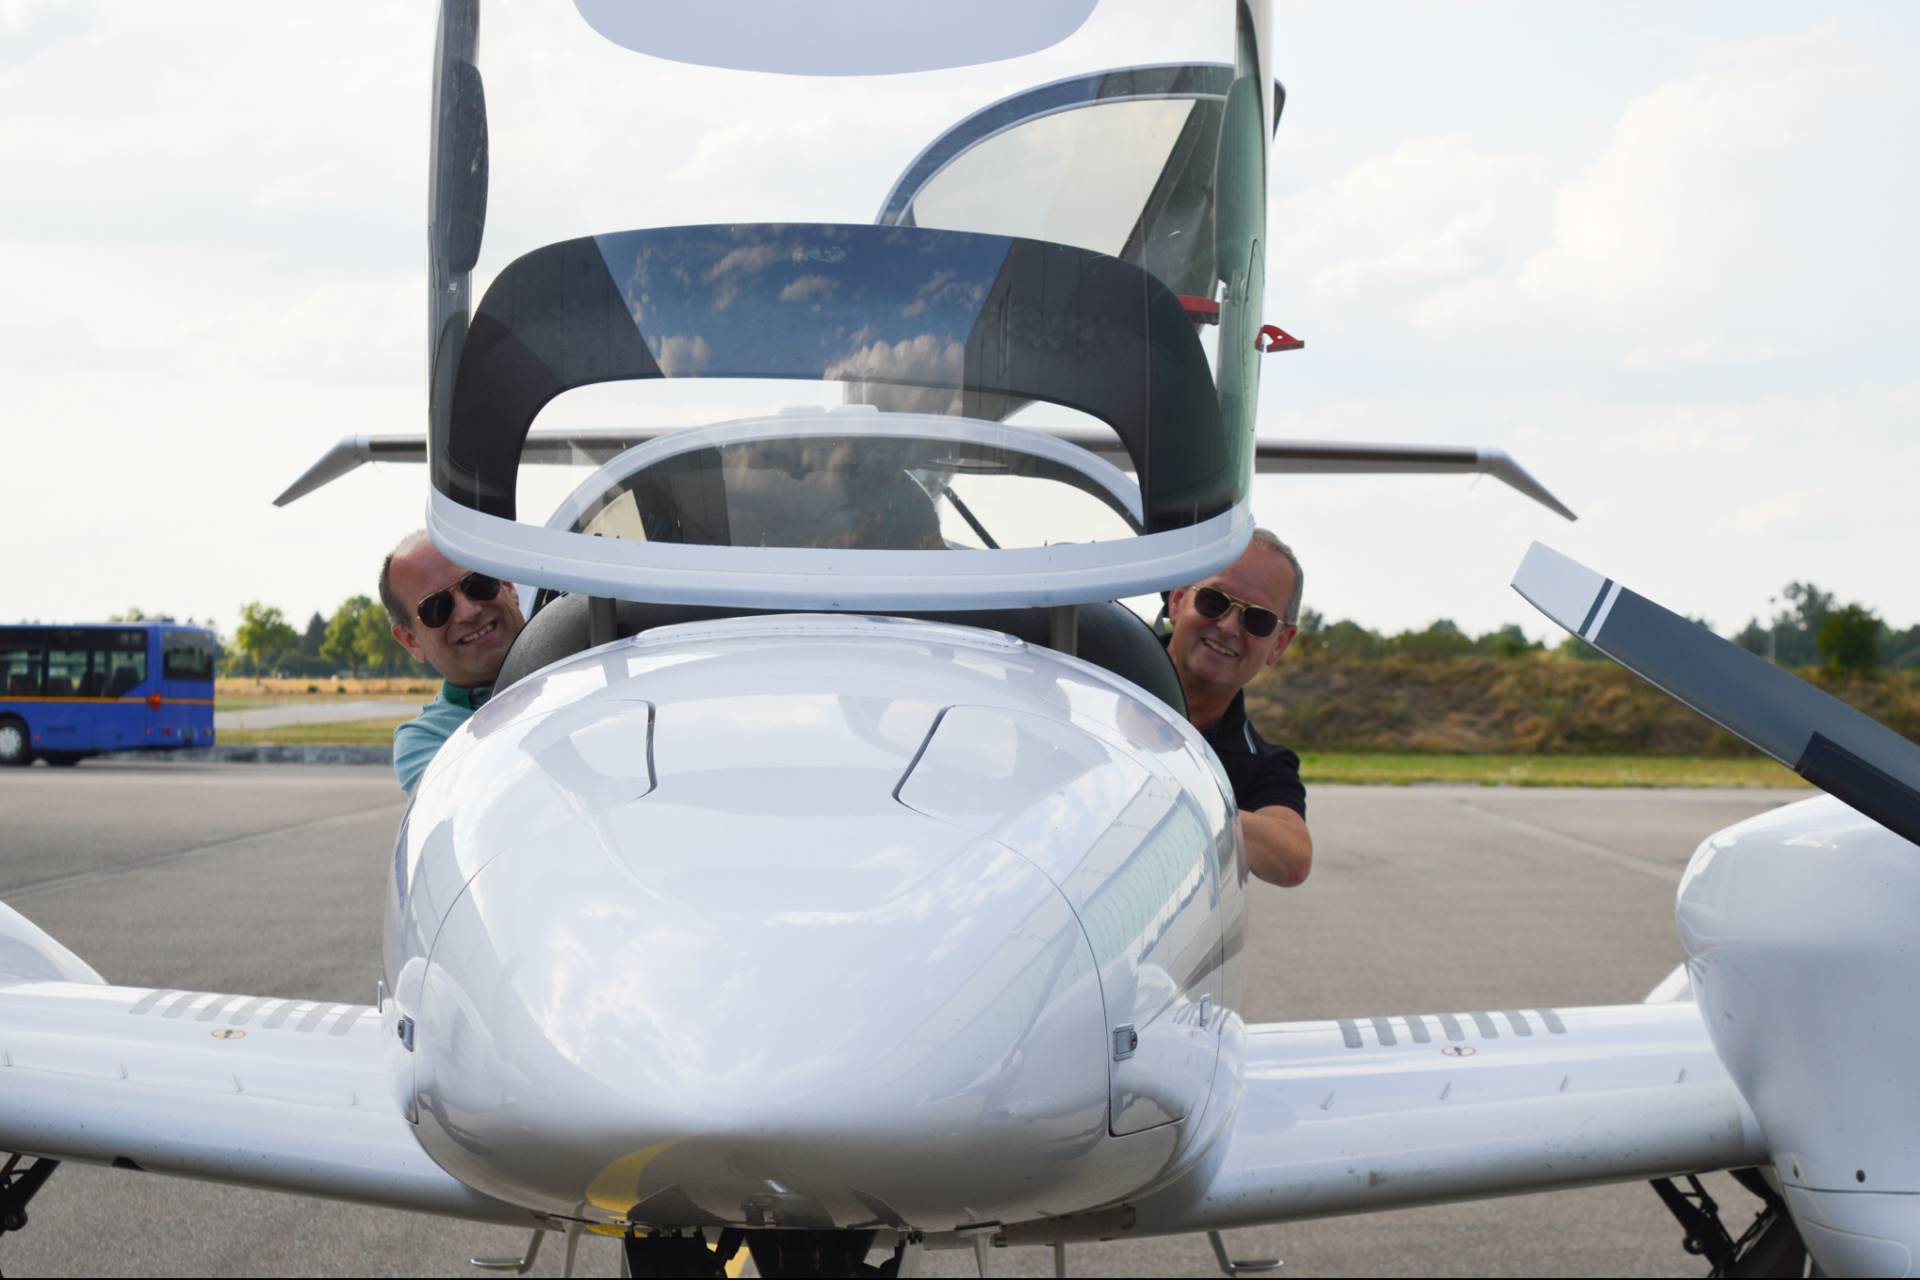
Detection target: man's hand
<box><xmin>1242</xmin><ymin>805</ymin><xmax>1312</xmax><ymax>887</ymax></box>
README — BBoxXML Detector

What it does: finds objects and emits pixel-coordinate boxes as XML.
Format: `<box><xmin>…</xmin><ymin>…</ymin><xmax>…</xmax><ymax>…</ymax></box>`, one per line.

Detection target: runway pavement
<box><xmin>0</xmin><ymin>762</ymin><xmax>1803</xmax><ymax>1277</ymax></box>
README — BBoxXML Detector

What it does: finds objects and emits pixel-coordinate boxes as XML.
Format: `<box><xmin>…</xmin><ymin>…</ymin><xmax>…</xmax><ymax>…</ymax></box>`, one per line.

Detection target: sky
<box><xmin>2</xmin><ymin>2</ymin><xmax>1916</xmax><ymax>642</ymax></box>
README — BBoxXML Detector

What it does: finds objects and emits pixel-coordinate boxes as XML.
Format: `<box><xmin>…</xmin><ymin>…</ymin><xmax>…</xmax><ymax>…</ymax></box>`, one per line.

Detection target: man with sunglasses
<box><xmin>380</xmin><ymin>531</ymin><xmax>526</xmax><ymax>794</ymax></box>
<box><xmin>1165</xmin><ymin>530</ymin><xmax>1313</xmax><ymax>888</ymax></box>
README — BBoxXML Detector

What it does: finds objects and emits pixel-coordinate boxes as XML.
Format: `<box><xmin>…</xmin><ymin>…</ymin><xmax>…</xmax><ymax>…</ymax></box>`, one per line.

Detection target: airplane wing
<box><xmin>994</xmin><ymin>999</ymin><xmax>1762</xmax><ymax>1246</ymax></box>
<box><xmin>0</xmin><ymin>902</ymin><xmax>528</xmax><ymax>1227</ymax></box>
<box><xmin>274</xmin><ymin>430</ymin><xmax>1575</xmax><ymax>520</ymax></box>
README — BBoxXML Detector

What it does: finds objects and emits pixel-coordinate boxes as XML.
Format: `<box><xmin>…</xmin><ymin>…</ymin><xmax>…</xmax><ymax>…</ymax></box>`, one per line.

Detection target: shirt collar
<box><xmin>441</xmin><ymin>681</ymin><xmax>492</xmax><ymax>710</ymax></box>
<box><xmin>1210</xmin><ymin>687</ymin><xmax>1251</xmax><ymax>741</ymax></box>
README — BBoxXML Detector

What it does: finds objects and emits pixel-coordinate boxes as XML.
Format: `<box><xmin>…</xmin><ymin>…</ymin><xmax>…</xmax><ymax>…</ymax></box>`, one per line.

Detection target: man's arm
<box><xmin>1242</xmin><ymin>804</ymin><xmax>1312</xmax><ymax>888</ymax></box>
<box><xmin>393</xmin><ymin>715</ymin><xmax>450</xmax><ymax>796</ymax></box>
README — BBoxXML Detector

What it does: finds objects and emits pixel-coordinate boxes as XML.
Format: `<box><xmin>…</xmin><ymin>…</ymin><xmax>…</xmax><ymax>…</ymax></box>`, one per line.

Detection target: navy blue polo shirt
<box><xmin>1197</xmin><ymin>687</ymin><xmax>1307</xmax><ymax>818</ymax></box>
<box><xmin>1159</xmin><ymin>631</ymin><xmax>1307</xmax><ymax>817</ymax></box>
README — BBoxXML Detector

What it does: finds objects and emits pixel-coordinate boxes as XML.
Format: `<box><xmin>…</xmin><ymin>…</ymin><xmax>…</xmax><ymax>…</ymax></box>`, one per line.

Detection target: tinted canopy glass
<box><xmin>439</xmin><ymin>225</ymin><xmax>1229</xmax><ymax>534</ymax></box>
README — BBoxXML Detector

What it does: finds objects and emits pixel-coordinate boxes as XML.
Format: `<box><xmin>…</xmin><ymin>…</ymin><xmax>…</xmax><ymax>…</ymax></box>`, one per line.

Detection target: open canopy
<box><xmin>425</xmin><ymin>0</ymin><xmax>1275</xmax><ymax>609</ymax></box>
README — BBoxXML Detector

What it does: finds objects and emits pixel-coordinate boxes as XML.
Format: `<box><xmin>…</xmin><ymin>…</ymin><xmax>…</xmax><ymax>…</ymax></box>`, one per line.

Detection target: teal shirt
<box><xmin>394</xmin><ymin>682</ymin><xmax>492</xmax><ymax>795</ymax></box>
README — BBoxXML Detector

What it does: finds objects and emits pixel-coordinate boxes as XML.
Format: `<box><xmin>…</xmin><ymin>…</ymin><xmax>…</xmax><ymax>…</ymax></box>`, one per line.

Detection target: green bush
<box><xmin>1818</xmin><ymin>604</ymin><xmax>1881</xmax><ymax>675</ymax></box>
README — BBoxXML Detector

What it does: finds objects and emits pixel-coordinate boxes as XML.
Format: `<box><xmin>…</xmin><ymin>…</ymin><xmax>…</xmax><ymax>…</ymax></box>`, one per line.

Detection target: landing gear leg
<box><xmin>1650</xmin><ymin>1170</ymin><xmax>1808</xmax><ymax>1278</ymax></box>
<box><xmin>745</xmin><ymin>1229</ymin><xmax>915</xmax><ymax>1278</ymax></box>
<box><xmin>0</xmin><ymin>1154</ymin><xmax>59</xmax><ymax>1278</ymax></box>
<box><xmin>621</xmin><ymin>1228</ymin><xmax>745</xmax><ymax>1278</ymax></box>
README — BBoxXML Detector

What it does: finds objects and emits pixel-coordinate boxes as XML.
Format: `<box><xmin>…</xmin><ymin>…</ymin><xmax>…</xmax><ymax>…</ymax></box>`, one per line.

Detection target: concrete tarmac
<box><xmin>0</xmin><ymin>763</ymin><xmax>1802</xmax><ymax>1277</ymax></box>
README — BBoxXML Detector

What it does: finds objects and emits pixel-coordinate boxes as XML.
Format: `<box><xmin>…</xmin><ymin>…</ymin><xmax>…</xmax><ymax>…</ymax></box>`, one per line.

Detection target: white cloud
<box><xmin>1402</xmin><ymin>28</ymin><xmax>1908</xmax><ymax>368</ymax></box>
<box><xmin>1717</xmin><ymin>493</ymin><xmax>1810</xmax><ymax>539</ymax></box>
<box><xmin>1273</xmin><ymin>135</ymin><xmax>1550</xmax><ymax>301</ymax></box>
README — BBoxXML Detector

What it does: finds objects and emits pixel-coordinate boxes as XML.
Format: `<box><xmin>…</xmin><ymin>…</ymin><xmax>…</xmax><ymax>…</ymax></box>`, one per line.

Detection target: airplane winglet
<box><xmin>1479</xmin><ymin>449</ymin><xmax>1577</xmax><ymax>522</ymax></box>
<box><xmin>1515</xmin><ymin>542</ymin><xmax>1920</xmax><ymax>848</ymax></box>
<box><xmin>273</xmin><ymin>434</ymin><xmax>377</xmax><ymax>507</ymax></box>
<box><xmin>273</xmin><ymin>431</ymin><xmax>658</xmax><ymax>506</ymax></box>
<box><xmin>1253</xmin><ymin>440</ymin><xmax>1577</xmax><ymax>521</ymax></box>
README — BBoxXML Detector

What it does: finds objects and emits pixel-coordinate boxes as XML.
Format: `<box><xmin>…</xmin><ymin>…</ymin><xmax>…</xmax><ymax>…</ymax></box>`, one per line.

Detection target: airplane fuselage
<box><xmin>384</xmin><ymin>614</ymin><xmax>1249</xmax><ymax>1230</ymax></box>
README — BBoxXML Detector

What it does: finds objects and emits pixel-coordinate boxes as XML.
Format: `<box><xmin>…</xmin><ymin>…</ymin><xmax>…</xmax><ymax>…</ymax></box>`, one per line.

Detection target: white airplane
<box><xmin>4</xmin><ymin>3</ymin><xmax>1915</xmax><ymax>1278</ymax></box>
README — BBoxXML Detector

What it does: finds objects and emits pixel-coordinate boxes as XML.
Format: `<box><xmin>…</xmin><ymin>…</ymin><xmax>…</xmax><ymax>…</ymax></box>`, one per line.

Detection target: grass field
<box><xmin>208</xmin><ymin>712</ymin><xmax>1814</xmax><ymax>789</ymax></box>
<box><xmin>219</xmin><ymin>717</ymin><xmax>409</xmax><ymax>747</ymax></box>
<box><xmin>1301</xmin><ymin>752</ymin><xmax>1809</xmax><ymax>788</ymax></box>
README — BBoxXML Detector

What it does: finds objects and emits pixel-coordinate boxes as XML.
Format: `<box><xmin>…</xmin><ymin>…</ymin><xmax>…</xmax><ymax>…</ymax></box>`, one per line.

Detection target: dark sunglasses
<box><xmin>415</xmin><ymin>573</ymin><xmax>502</xmax><ymax>629</ymax></box>
<box><xmin>1191</xmin><ymin>585</ymin><xmax>1284</xmax><ymax>638</ymax></box>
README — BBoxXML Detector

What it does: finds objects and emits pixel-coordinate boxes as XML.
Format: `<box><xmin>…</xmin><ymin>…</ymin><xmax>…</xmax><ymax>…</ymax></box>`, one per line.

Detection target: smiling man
<box><xmin>379</xmin><ymin>530</ymin><xmax>526</xmax><ymax>795</ymax></box>
<box><xmin>1165</xmin><ymin>529</ymin><xmax>1313</xmax><ymax>887</ymax></box>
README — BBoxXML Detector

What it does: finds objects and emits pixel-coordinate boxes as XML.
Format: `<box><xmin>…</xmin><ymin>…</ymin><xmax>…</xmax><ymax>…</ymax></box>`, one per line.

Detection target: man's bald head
<box><xmin>379</xmin><ymin>530</ymin><xmax>435</xmax><ymax>629</ymax></box>
<box><xmin>381</xmin><ymin>530</ymin><xmax>523</xmax><ymax>688</ymax></box>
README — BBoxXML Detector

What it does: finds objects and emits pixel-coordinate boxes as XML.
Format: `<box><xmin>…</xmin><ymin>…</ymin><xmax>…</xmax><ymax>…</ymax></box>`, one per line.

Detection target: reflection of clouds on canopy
<box><xmin>901</xmin><ymin>269</ymin><xmax>986</xmax><ymax>318</ymax></box>
<box><xmin>705</xmin><ymin>241</ymin><xmax>787</xmax><ymax>311</ymax></box>
<box><xmin>825</xmin><ymin>333</ymin><xmax>965</xmax><ymax>415</ymax></box>
<box><xmin>620</xmin><ymin>246</ymin><xmax>697</xmax><ymax>327</ymax></box>
<box><xmin>705</xmin><ymin>242</ymin><xmax>785</xmax><ymax>282</ymax></box>
<box><xmin>654</xmin><ymin>334</ymin><xmax>713</xmax><ymax>376</ymax></box>
<box><xmin>778</xmin><ymin>273</ymin><xmax>837</xmax><ymax>303</ymax></box>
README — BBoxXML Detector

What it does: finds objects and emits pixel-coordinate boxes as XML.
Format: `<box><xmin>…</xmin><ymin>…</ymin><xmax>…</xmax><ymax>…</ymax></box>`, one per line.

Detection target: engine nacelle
<box><xmin>1678</xmin><ymin>794</ymin><xmax>1920</xmax><ymax>1276</ymax></box>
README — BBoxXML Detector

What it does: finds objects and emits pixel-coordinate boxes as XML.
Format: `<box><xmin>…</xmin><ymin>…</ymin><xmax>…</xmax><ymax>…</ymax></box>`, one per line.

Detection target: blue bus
<box><xmin>0</xmin><ymin>624</ymin><xmax>216</xmax><ymax>766</ymax></box>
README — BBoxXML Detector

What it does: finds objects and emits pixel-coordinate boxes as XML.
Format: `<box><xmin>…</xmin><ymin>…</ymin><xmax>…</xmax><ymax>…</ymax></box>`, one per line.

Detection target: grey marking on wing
<box><xmin>196</xmin><ymin>995</ymin><xmax>241</xmax><ymax>1022</ymax></box>
<box><xmin>227</xmin><ymin>997</ymin><xmax>269</xmax><ymax>1026</ymax></box>
<box><xmin>263</xmin><ymin>1001</ymin><xmax>307</xmax><ymax>1030</ymax></box>
<box><xmin>327</xmin><ymin>1006</ymin><xmax>372</xmax><ymax>1037</ymax></box>
<box><xmin>161</xmin><ymin>991</ymin><xmax>207</xmax><ymax>1019</ymax></box>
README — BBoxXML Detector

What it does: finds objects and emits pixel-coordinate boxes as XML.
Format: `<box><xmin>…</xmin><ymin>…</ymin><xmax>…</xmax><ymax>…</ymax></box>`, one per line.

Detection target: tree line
<box><xmin>1299</xmin><ymin>578</ymin><xmax>1912</xmax><ymax>677</ymax></box>
<box><xmin>108</xmin><ymin>600</ymin><xmax>435</xmax><ymax>679</ymax></box>
<box><xmin>109</xmin><ymin>577</ymin><xmax>1913</xmax><ymax>681</ymax></box>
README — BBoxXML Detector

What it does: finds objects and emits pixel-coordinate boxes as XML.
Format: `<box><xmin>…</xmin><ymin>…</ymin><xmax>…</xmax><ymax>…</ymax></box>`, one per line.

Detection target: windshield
<box><xmin>558</xmin><ymin>422</ymin><xmax>1139</xmax><ymax>553</ymax></box>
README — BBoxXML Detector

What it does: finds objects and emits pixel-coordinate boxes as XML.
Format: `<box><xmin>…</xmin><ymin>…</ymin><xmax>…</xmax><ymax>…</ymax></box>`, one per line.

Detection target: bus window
<box><xmin>163</xmin><ymin>632</ymin><xmax>214</xmax><ymax>683</ymax></box>
<box><xmin>93</xmin><ymin>629</ymin><xmax>148</xmax><ymax>698</ymax></box>
<box><xmin>0</xmin><ymin>628</ymin><xmax>42</xmax><ymax>697</ymax></box>
<box><xmin>44</xmin><ymin>632</ymin><xmax>90</xmax><ymax>698</ymax></box>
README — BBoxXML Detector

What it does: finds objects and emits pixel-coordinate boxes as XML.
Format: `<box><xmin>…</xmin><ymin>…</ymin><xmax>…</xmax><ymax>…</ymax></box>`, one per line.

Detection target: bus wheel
<box><xmin>0</xmin><ymin>717</ymin><xmax>29</xmax><ymax>766</ymax></box>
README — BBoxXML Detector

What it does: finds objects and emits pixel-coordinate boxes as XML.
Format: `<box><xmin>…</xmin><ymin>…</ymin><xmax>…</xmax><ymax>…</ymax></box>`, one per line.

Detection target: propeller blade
<box><xmin>1514</xmin><ymin>542</ymin><xmax>1920</xmax><ymax>848</ymax></box>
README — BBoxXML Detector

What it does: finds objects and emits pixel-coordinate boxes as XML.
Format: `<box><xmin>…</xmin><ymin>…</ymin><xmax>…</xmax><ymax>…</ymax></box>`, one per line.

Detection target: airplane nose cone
<box><xmin>412</xmin><ymin>803</ymin><xmax>1112</xmax><ymax>1229</ymax></box>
